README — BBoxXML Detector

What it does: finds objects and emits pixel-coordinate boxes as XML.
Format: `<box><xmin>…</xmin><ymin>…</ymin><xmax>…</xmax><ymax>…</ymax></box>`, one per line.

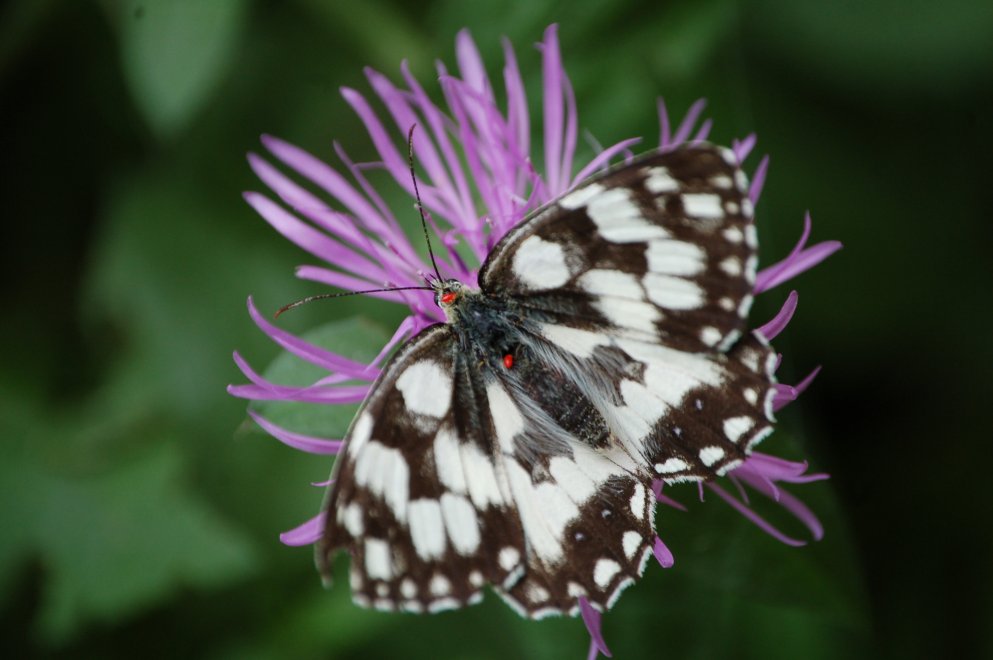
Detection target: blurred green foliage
<box><xmin>1</xmin><ymin>0</ymin><xmax>991</xmax><ymax>658</ymax></box>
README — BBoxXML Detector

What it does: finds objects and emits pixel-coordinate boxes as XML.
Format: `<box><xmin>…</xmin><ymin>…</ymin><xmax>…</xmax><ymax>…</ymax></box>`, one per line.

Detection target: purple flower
<box><xmin>230</xmin><ymin>24</ymin><xmax>840</xmax><ymax>659</ymax></box>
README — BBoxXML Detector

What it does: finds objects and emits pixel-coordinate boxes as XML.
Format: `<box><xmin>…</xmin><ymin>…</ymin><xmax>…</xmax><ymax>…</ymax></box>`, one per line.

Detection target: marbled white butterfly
<box><xmin>317</xmin><ymin>142</ymin><xmax>776</xmax><ymax>618</ymax></box>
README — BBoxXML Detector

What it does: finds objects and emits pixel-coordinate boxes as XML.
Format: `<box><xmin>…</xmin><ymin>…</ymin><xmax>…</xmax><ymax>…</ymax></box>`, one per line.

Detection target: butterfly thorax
<box><xmin>434</xmin><ymin>279</ymin><xmax>525</xmax><ymax>371</ymax></box>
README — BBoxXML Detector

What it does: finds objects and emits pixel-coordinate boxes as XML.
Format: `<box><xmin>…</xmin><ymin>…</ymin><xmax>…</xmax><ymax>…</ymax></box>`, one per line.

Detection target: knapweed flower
<box><xmin>230</xmin><ymin>24</ymin><xmax>840</xmax><ymax>659</ymax></box>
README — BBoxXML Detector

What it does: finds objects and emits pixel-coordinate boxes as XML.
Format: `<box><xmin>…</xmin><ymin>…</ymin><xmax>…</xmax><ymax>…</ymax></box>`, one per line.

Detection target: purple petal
<box><xmin>755</xmin><ymin>213</ymin><xmax>842</xmax><ymax>293</ymax></box>
<box><xmin>570</xmin><ymin>138</ymin><xmax>643</xmax><ymax>188</ymax></box>
<box><xmin>733</xmin><ymin>133</ymin><xmax>757</xmax><ymax>163</ymax></box>
<box><xmin>671</xmin><ymin>98</ymin><xmax>707</xmax><ymax>147</ymax></box>
<box><xmin>246</xmin><ymin>296</ymin><xmax>376</xmax><ymax>378</ymax></box>
<box><xmin>260</xmin><ymin>134</ymin><xmax>408</xmax><ymax>251</ymax></box>
<box><xmin>248</xmin><ymin>410</ymin><xmax>343</xmax><ymax>455</ymax></box>
<box><xmin>540</xmin><ymin>24</ymin><xmax>565</xmax><ymax>194</ymax></box>
<box><xmin>243</xmin><ymin>192</ymin><xmax>385</xmax><ymax>280</ymax></box>
<box><xmin>579</xmin><ymin>597</ymin><xmax>612</xmax><ymax>658</ymax></box>
<box><xmin>280</xmin><ymin>513</ymin><xmax>324</xmax><ymax>546</ymax></box>
<box><xmin>706</xmin><ymin>482</ymin><xmax>807</xmax><ymax>547</ymax></box>
<box><xmin>749</xmin><ymin>155</ymin><xmax>770</xmax><ymax>206</ymax></box>
<box><xmin>501</xmin><ymin>36</ymin><xmax>530</xmax><ymax>187</ymax></box>
<box><xmin>772</xmin><ymin>384</ymin><xmax>798</xmax><ymax>412</ymax></box>
<box><xmin>653</xmin><ymin>536</ymin><xmax>675</xmax><ymax>568</ymax></box>
<box><xmin>793</xmin><ymin>366</ymin><xmax>822</xmax><ymax>397</ymax></box>
<box><xmin>756</xmin><ymin>290</ymin><xmax>799</xmax><ymax>340</ymax></box>
<box><xmin>229</xmin><ymin>351</ymin><xmax>372</xmax><ymax>403</ymax></box>
<box><xmin>692</xmin><ymin>118</ymin><xmax>712</xmax><ymax>143</ymax></box>
<box><xmin>657</xmin><ymin>97</ymin><xmax>672</xmax><ymax>147</ymax></box>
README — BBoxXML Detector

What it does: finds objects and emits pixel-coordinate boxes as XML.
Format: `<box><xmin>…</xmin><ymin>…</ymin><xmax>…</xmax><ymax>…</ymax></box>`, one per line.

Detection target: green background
<box><xmin>2</xmin><ymin>0</ymin><xmax>991</xmax><ymax>658</ymax></box>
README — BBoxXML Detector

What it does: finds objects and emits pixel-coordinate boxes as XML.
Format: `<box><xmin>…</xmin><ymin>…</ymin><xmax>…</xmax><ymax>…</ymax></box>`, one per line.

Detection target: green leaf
<box><xmin>0</xmin><ymin>435</ymin><xmax>258</xmax><ymax>644</ymax></box>
<box><xmin>115</xmin><ymin>0</ymin><xmax>248</xmax><ymax>137</ymax></box>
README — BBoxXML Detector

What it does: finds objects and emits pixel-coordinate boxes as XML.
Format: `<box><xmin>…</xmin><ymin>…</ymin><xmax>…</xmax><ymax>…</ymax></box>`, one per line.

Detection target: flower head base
<box><xmin>231</xmin><ymin>24</ymin><xmax>840</xmax><ymax>658</ymax></box>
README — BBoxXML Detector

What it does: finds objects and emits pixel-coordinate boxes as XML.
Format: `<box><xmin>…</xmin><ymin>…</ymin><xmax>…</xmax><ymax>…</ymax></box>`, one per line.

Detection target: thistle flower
<box><xmin>230</xmin><ymin>24</ymin><xmax>840</xmax><ymax>659</ymax></box>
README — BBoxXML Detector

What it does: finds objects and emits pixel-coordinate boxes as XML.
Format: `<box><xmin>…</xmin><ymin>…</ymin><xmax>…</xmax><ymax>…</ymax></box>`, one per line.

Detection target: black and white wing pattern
<box><xmin>317</xmin><ymin>143</ymin><xmax>777</xmax><ymax>619</ymax></box>
<box><xmin>318</xmin><ymin>326</ymin><xmax>527</xmax><ymax>613</ymax></box>
<box><xmin>479</xmin><ymin>144</ymin><xmax>777</xmax><ymax>482</ymax></box>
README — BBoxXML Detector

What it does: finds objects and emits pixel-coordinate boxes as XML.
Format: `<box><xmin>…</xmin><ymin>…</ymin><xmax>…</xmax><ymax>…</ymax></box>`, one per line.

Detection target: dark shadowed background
<box><xmin>2</xmin><ymin>1</ymin><xmax>991</xmax><ymax>658</ymax></box>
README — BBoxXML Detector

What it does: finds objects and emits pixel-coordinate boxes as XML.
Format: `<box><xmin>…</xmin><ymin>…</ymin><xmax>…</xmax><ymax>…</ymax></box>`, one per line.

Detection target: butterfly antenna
<box><xmin>408</xmin><ymin>124</ymin><xmax>444</xmax><ymax>283</ymax></box>
<box><xmin>274</xmin><ymin>286</ymin><xmax>433</xmax><ymax>319</ymax></box>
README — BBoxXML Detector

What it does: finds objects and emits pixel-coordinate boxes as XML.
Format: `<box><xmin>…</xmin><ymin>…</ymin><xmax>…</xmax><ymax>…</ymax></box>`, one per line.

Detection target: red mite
<box><xmin>503</xmin><ymin>354</ymin><xmax>514</xmax><ymax>369</ymax></box>
<box><xmin>440</xmin><ymin>291</ymin><xmax>457</xmax><ymax>305</ymax></box>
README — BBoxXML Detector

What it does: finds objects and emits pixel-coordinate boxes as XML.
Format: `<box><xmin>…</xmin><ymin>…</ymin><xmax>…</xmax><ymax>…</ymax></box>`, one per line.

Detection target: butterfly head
<box><xmin>433</xmin><ymin>279</ymin><xmax>465</xmax><ymax>308</ymax></box>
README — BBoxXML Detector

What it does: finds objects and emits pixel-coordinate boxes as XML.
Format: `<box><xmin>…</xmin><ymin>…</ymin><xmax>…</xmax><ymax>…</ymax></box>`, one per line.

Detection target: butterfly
<box><xmin>315</xmin><ymin>142</ymin><xmax>777</xmax><ymax>618</ymax></box>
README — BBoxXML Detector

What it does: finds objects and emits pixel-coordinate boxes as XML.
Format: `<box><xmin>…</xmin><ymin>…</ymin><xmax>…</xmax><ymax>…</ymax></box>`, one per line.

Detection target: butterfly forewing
<box><xmin>480</xmin><ymin>144</ymin><xmax>756</xmax><ymax>354</ymax></box>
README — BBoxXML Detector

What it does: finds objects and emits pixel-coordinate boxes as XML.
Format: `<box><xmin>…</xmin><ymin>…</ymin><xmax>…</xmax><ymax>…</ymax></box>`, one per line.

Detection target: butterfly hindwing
<box><xmin>318</xmin><ymin>325</ymin><xmax>528</xmax><ymax>613</ymax></box>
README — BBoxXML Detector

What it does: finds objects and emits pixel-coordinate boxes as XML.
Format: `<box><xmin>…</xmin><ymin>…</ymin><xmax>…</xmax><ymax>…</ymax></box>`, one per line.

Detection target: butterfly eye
<box><xmin>440</xmin><ymin>291</ymin><xmax>458</xmax><ymax>305</ymax></box>
<box><xmin>502</xmin><ymin>354</ymin><xmax>514</xmax><ymax>369</ymax></box>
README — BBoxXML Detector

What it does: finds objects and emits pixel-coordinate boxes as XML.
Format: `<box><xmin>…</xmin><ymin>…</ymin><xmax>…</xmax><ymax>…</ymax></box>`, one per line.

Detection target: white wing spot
<box><xmin>735</xmin><ymin>170</ymin><xmax>749</xmax><ymax>192</ymax></box>
<box><xmin>469</xmin><ymin>571</ymin><xmax>484</xmax><ymax>587</ymax></box>
<box><xmin>699</xmin><ymin>446</ymin><xmax>726</xmax><ymax>467</ymax></box>
<box><xmin>587</xmin><ymin>187</ymin><xmax>670</xmax><ymax>243</ymax></box>
<box><xmin>430</xmin><ymin>574</ymin><xmax>451</xmax><ymax>597</ymax></box>
<box><xmin>720</xmin><ymin>256</ymin><xmax>742</xmax><ymax>276</ymax></box>
<box><xmin>440</xmin><ymin>493</ymin><xmax>481</xmax><ymax>555</ymax></box>
<box><xmin>629</xmin><ymin>482</ymin><xmax>647</xmax><ymax>519</ymax></box>
<box><xmin>645</xmin><ymin>239</ymin><xmax>706</xmax><ymax>276</ymax></box>
<box><xmin>725</xmin><ymin>200</ymin><xmax>740</xmax><ymax>214</ymax></box>
<box><xmin>487</xmin><ymin>381</ymin><xmax>525</xmax><ymax>453</ymax></box>
<box><xmin>347</xmin><ymin>412</ymin><xmax>374</xmax><ymax>456</ymax></box>
<box><xmin>461</xmin><ymin>441</ymin><xmax>504</xmax><ymax>508</ymax></box>
<box><xmin>593</xmin><ymin>297</ymin><xmax>661</xmax><ymax>334</ymax></box>
<box><xmin>354</xmin><ymin>440</ymin><xmax>410</xmax><ymax>524</ymax></box>
<box><xmin>428</xmin><ymin>598</ymin><xmax>460</xmax><ymax>613</ymax></box>
<box><xmin>710</xmin><ymin>174</ymin><xmax>733</xmax><ymax>189</ymax></box>
<box><xmin>742</xmin><ymin>198</ymin><xmax>754</xmax><ymax>217</ymax></box>
<box><xmin>682</xmin><ymin>193</ymin><xmax>724</xmax><ymax>219</ymax></box>
<box><xmin>719</xmin><ymin>296</ymin><xmax>736</xmax><ymax>311</ymax></box>
<box><xmin>622</xmin><ymin>531</ymin><xmax>642</xmax><ymax>559</ymax></box>
<box><xmin>724</xmin><ymin>416</ymin><xmax>755</xmax><ymax>443</ymax></box>
<box><xmin>512</xmin><ymin>235</ymin><xmax>571</xmax><ymax>290</ymax></box>
<box><xmin>539</xmin><ymin>323</ymin><xmax>609</xmax><ymax>358</ymax></box>
<box><xmin>364</xmin><ymin>538</ymin><xmax>392</xmax><ymax>580</ymax></box>
<box><xmin>643</xmin><ymin>273</ymin><xmax>705</xmax><ymax>310</ymax></box>
<box><xmin>744</xmin><ymin>387</ymin><xmax>758</xmax><ymax>405</ymax></box>
<box><xmin>723</xmin><ymin>227</ymin><xmax>744</xmax><ymax>243</ymax></box>
<box><xmin>744</xmin><ymin>224</ymin><xmax>758</xmax><ymax>248</ymax></box>
<box><xmin>526</xmin><ymin>584</ymin><xmax>550</xmax><ymax>603</ymax></box>
<box><xmin>700</xmin><ymin>326</ymin><xmax>722</xmax><ymax>347</ymax></box>
<box><xmin>395</xmin><ymin>361</ymin><xmax>451</xmax><ymax>418</ymax></box>
<box><xmin>342</xmin><ymin>502</ymin><xmax>364</xmax><ymax>536</ymax></box>
<box><xmin>408</xmin><ymin>499</ymin><xmax>446</xmax><ymax>560</ymax></box>
<box><xmin>559</xmin><ymin>182</ymin><xmax>605</xmax><ymax>209</ymax></box>
<box><xmin>499</xmin><ymin>546</ymin><xmax>521</xmax><ymax>571</ymax></box>
<box><xmin>745</xmin><ymin>255</ymin><xmax>758</xmax><ymax>285</ymax></box>
<box><xmin>376</xmin><ymin>583</ymin><xmax>389</xmax><ymax>597</ymax></box>
<box><xmin>568</xmin><ymin>582</ymin><xmax>587</xmax><ymax>597</ymax></box>
<box><xmin>644</xmin><ymin>166</ymin><xmax>680</xmax><ymax>193</ymax></box>
<box><xmin>594</xmin><ymin>558</ymin><xmax>622</xmax><ymax>588</ymax></box>
<box><xmin>579</xmin><ymin>269</ymin><xmax>645</xmax><ymax>299</ymax></box>
<box><xmin>434</xmin><ymin>425</ymin><xmax>466</xmax><ymax>495</ymax></box>
<box><xmin>655</xmin><ymin>457</ymin><xmax>689</xmax><ymax>474</ymax></box>
<box><xmin>400</xmin><ymin>578</ymin><xmax>417</xmax><ymax>599</ymax></box>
